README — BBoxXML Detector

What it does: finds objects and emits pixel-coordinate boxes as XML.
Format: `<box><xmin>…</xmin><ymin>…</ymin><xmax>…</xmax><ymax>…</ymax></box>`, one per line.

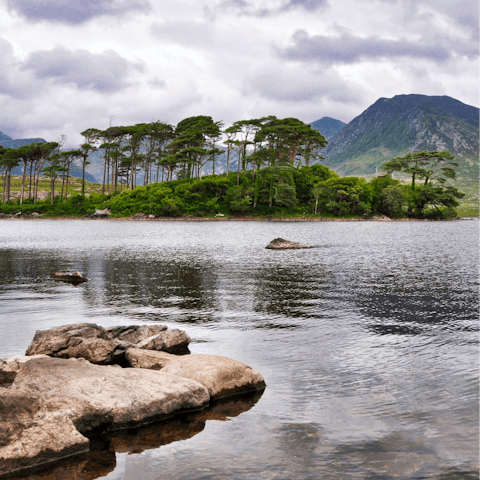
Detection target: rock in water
<box><xmin>265</xmin><ymin>238</ymin><xmax>312</xmax><ymax>250</ymax></box>
<box><xmin>0</xmin><ymin>355</ymin><xmax>48</xmax><ymax>387</ymax></box>
<box><xmin>125</xmin><ymin>348</ymin><xmax>266</xmax><ymax>399</ymax></box>
<box><xmin>25</xmin><ymin>323</ymin><xmax>191</xmax><ymax>364</ymax></box>
<box><xmin>0</xmin><ymin>356</ymin><xmax>210</xmax><ymax>475</ymax></box>
<box><xmin>0</xmin><ymin>395</ymin><xmax>90</xmax><ymax>476</ymax></box>
<box><xmin>3</xmin><ymin>357</ymin><xmax>210</xmax><ymax>434</ymax></box>
<box><xmin>52</xmin><ymin>271</ymin><xmax>88</xmax><ymax>283</ymax></box>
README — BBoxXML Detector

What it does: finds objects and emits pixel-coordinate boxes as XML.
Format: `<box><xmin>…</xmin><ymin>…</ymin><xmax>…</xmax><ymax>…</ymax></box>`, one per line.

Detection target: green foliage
<box><xmin>314</xmin><ymin>177</ymin><xmax>372</xmax><ymax>216</ymax></box>
<box><xmin>407</xmin><ymin>183</ymin><xmax>464</xmax><ymax>219</ymax></box>
<box><xmin>380</xmin><ymin>185</ymin><xmax>407</xmax><ymax>218</ymax></box>
<box><xmin>227</xmin><ymin>184</ymin><xmax>253</xmax><ymax>213</ymax></box>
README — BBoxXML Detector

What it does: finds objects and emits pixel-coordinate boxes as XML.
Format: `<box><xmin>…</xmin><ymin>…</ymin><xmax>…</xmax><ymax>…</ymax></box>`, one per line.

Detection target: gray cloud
<box><xmin>206</xmin><ymin>0</ymin><xmax>328</xmax><ymax>18</ymax></box>
<box><xmin>23</xmin><ymin>47</ymin><xmax>143</xmax><ymax>93</ymax></box>
<box><xmin>150</xmin><ymin>21</ymin><xmax>214</xmax><ymax>48</ymax></box>
<box><xmin>244</xmin><ymin>68</ymin><xmax>364</xmax><ymax>105</ymax></box>
<box><xmin>376</xmin><ymin>0</ymin><xmax>479</xmax><ymax>41</ymax></box>
<box><xmin>6</xmin><ymin>0</ymin><xmax>151</xmax><ymax>24</ymax></box>
<box><xmin>276</xmin><ymin>30</ymin><xmax>475</xmax><ymax>66</ymax></box>
<box><xmin>0</xmin><ymin>36</ymin><xmax>15</xmax><ymax>94</ymax></box>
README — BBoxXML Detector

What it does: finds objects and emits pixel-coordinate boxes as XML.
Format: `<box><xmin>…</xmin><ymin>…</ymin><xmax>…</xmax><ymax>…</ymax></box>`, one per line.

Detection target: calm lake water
<box><xmin>0</xmin><ymin>219</ymin><xmax>478</xmax><ymax>480</ymax></box>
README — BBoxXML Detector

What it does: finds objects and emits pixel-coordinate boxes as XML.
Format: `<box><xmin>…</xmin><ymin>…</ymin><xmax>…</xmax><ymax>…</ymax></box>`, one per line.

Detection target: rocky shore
<box><xmin>0</xmin><ymin>323</ymin><xmax>266</xmax><ymax>476</ymax></box>
<box><xmin>0</xmin><ymin>214</ymin><xmax>463</xmax><ymax>221</ymax></box>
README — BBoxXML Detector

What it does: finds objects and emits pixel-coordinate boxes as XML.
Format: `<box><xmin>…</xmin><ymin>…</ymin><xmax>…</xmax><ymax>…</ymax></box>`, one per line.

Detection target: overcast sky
<box><xmin>0</xmin><ymin>0</ymin><xmax>478</xmax><ymax>147</ymax></box>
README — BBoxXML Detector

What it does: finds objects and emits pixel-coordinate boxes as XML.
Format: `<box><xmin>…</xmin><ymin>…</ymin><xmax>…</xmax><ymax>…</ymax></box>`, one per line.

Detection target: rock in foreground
<box><xmin>1</xmin><ymin>325</ymin><xmax>266</xmax><ymax>476</ymax></box>
<box><xmin>0</xmin><ymin>356</ymin><xmax>210</xmax><ymax>475</ymax></box>
<box><xmin>265</xmin><ymin>238</ymin><xmax>312</xmax><ymax>250</ymax></box>
<box><xmin>125</xmin><ymin>348</ymin><xmax>266</xmax><ymax>399</ymax></box>
<box><xmin>0</xmin><ymin>395</ymin><xmax>89</xmax><ymax>476</ymax></box>
<box><xmin>25</xmin><ymin>323</ymin><xmax>191</xmax><ymax>364</ymax></box>
<box><xmin>5</xmin><ymin>357</ymin><xmax>210</xmax><ymax>433</ymax></box>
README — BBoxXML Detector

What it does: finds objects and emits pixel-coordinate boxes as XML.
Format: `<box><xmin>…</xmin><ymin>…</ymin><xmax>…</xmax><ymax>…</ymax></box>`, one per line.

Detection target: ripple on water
<box><xmin>0</xmin><ymin>220</ymin><xmax>478</xmax><ymax>479</ymax></box>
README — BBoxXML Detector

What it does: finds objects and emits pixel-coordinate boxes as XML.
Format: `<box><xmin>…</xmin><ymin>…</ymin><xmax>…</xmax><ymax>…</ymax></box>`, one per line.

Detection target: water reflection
<box><xmin>0</xmin><ymin>220</ymin><xmax>478</xmax><ymax>479</ymax></box>
<box><xmin>251</xmin><ymin>263</ymin><xmax>328</xmax><ymax>322</ymax></box>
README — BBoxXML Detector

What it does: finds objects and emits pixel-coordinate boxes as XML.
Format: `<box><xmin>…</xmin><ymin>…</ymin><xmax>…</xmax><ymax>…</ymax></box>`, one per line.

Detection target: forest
<box><xmin>0</xmin><ymin>116</ymin><xmax>464</xmax><ymax>219</ymax></box>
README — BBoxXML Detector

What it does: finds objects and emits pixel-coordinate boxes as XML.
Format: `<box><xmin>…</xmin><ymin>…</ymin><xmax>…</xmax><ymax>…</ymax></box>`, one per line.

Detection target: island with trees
<box><xmin>0</xmin><ymin>116</ymin><xmax>465</xmax><ymax>220</ymax></box>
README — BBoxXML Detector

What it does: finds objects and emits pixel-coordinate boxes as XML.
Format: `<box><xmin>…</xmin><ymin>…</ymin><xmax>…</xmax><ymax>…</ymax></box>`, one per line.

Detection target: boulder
<box><xmin>4</xmin><ymin>356</ymin><xmax>210</xmax><ymax>434</ymax></box>
<box><xmin>0</xmin><ymin>395</ymin><xmax>89</xmax><ymax>476</ymax></box>
<box><xmin>91</xmin><ymin>208</ymin><xmax>111</xmax><ymax>219</ymax></box>
<box><xmin>0</xmin><ymin>356</ymin><xmax>210</xmax><ymax>476</ymax></box>
<box><xmin>52</xmin><ymin>271</ymin><xmax>88</xmax><ymax>283</ymax></box>
<box><xmin>0</xmin><ymin>354</ymin><xmax>48</xmax><ymax>387</ymax></box>
<box><xmin>25</xmin><ymin>323</ymin><xmax>191</xmax><ymax>364</ymax></box>
<box><xmin>265</xmin><ymin>238</ymin><xmax>312</xmax><ymax>250</ymax></box>
<box><xmin>125</xmin><ymin>348</ymin><xmax>266</xmax><ymax>399</ymax></box>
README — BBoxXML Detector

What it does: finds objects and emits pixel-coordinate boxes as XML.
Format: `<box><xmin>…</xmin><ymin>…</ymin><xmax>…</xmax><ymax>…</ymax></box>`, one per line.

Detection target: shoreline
<box><xmin>0</xmin><ymin>216</ymin><xmax>471</xmax><ymax>222</ymax></box>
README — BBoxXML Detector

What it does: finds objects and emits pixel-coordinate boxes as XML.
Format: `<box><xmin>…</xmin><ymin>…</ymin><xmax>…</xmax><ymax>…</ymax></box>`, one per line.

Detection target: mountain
<box><xmin>310</xmin><ymin>117</ymin><xmax>346</xmax><ymax>140</ymax></box>
<box><xmin>0</xmin><ymin>131</ymin><xmax>46</xmax><ymax>149</ymax></box>
<box><xmin>323</xmin><ymin>94</ymin><xmax>479</xmax><ymax>177</ymax></box>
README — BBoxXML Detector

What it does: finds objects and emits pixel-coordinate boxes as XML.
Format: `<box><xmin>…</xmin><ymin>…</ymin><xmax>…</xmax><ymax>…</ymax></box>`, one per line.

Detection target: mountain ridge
<box><xmin>0</xmin><ymin>131</ymin><xmax>46</xmax><ymax>149</ymax></box>
<box><xmin>310</xmin><ymin>117</ymin><xmax>346</xmax><ymax>141</ymax></box>
<box><xmin>323</xmin><ymin>94</ymin><xmax>479</xmax><ymax>176</ymax></box>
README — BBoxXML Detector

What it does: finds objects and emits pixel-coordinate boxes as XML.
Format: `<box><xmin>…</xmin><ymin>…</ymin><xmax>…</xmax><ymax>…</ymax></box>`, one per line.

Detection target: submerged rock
<box><xmin>52</xmin><ymin>271</ymin><xmax>88</xmax><ymax>283</ymax></box>
<box><xmin>125</xmin><ymin>348</ymin><xmax>266</xmax><ymax>399</ymax></box>
<box><xmin>25</xmin><ymin>323</ymin><xmax>191</xmax><ymax>364</ymax></box>
<box><xmin>265</xmin><ymin>238</ymin><xmax>312</xmax><ymax>250</ymax></box>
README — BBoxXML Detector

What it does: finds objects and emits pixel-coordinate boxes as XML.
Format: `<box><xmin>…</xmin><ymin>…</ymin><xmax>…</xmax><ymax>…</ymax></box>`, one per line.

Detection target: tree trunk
<box><xmin>226</xmin><ymin>146</ymin><xmax>230</xmax><ymax>175</ymax></box>
<box><xmin>65</xmin><ymin>163</ymin><xmax>71</xmax><ymax>203</ymax></box>
<box><xmin>102</xmin><ymin>156</ymin><xmax>107</xmax><ymax>195</ymax></box>
<box><xmin>6</xmin><ymin>170</ymin><xmax>11</xmax><ymax>203</ymax></box>
<box><xmin>28</xmin><ymin>163</ymin><xmax>33</xmax><ymax>199</ymax></box>
<box><xmin>60</xmin><ymin>170</ymin><xmax>65</xmax><ymax>201</ymax></box>
<box><xmin>20</xmin><ymin>161</ymin><xmax>27</xmax><ymax>204</ymax></box>
<box><xmin>82</xmin><ymin>159</ymin><xmax>86</xmax><ymax>196</ymax></box>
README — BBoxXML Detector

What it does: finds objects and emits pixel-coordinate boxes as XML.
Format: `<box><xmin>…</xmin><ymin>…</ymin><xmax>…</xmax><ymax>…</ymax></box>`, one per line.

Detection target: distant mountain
<box><xmin>310</xmin><ymin>117</ymin><xmax>346</xmax><ymax>141</ymax></box>
<box><xmin>0</xmin><ymin>131</ymin><xmax>46</xmax><ymax>149</ymax></box>
<box><xmin>323</xmin><ymin>94</ymin><xmax>479</xmax><ymax>177</ymax></box>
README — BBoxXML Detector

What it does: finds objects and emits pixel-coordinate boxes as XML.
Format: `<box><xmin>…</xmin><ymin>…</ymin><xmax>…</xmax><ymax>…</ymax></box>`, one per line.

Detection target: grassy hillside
<box><xmin>4</xmin><ymin>175</ymin><xmax>108</xmax><ymax>200</ymax></box>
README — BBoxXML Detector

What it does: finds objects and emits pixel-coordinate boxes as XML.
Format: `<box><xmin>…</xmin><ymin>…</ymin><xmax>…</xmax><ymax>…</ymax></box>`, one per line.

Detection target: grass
<box><xmin>4</xmin><ymin>175</ymin><xmax>120</xmax><ymax>198</ymax></box>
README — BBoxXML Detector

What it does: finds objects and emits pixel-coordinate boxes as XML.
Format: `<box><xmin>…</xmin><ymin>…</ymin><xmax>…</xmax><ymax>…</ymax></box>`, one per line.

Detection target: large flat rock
<box><xmin>4</xmin><ymin>356</ymin><xmax>210</xmax><ymax>434</ymax></box>
<box><xmin>0</xmin><ymin>395</ymin><xmax>89</xmax><ymax>476</ymax></box>
<box><xmin>25</xmin><ymin>323</ymin><xmax>191</xmax><ymax>365</ymax></box>
<box><xmin>0</xmin><ymin>356</ymin><xmax>210</xmax><ymax>475</ymax></box>
<box><xmin>125</xmin><ymin>348</ymin><xmax>266</xmax><ymax>399</ymax></box>
<box><xmin>0</xmin><ymin>355</ymin><xmax>48</xmax><ymax>387</ymax></box>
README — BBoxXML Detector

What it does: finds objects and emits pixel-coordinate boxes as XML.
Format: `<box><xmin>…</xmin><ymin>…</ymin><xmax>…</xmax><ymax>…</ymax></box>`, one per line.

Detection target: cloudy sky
<box><xmin>0</xmin><ymin>0</ymin><xmax>478</xmax><ymax>147</ymax></box>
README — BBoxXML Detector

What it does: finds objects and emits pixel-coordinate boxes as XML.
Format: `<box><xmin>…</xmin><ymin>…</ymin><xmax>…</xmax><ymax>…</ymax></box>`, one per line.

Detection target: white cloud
<box><xmin>0</xmin><ymin>0</ymin><xmax>476</xmax><ymax>143</ymax></box>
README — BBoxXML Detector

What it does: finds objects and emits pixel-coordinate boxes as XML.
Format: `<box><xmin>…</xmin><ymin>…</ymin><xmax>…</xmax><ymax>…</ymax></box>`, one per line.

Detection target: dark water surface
<box><xmin>0</xmin><ymin>220</ymin><xmax>478</xmax><ymax>479</ymax></box>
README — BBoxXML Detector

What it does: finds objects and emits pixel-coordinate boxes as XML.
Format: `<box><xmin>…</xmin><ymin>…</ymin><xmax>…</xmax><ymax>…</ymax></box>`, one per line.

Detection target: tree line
<box><xmin>0</xmin><ymin>115</ymin><xmax>327</xmax><ymax>204</ymax></box>
<box><xmin>0</xmin><ymin>115</ymin><xmax>464</xmax><ymax>219</ymax></box>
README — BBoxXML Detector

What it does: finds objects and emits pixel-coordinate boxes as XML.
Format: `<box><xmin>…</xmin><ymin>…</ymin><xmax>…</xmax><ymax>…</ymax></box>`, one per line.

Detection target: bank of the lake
<box><xmin>0</xmin><ymin>215</ymin><xmax>468</xmax><ymax>222</ymax></box>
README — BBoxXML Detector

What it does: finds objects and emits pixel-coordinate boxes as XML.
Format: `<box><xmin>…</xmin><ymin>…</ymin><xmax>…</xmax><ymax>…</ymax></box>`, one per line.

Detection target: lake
<box><xmin>0</xmin><ymin>219</ymin><xmax>478</xmax><ymax>479</ymax></box>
